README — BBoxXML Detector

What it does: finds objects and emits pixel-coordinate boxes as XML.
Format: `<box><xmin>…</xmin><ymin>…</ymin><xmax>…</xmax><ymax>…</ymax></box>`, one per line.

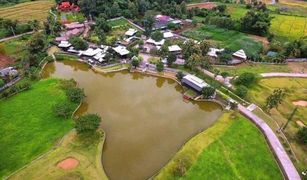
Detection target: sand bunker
<box><xmin>293</xmin><ymin>100</ymin><xmax>307</xmax><ymax>107</ymax></box>
<box><xmin>57</xmin><ymin>157</ymin><xmax>79</xmax><ymax>170</ymax></box>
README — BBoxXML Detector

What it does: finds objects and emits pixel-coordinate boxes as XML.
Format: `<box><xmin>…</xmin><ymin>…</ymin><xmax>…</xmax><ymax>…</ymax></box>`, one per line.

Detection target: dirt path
<box><xmin>0</xmin><ymin>31</ymin><xmax>34</xmax><ymax>43</ymax></box>
<box><xmin>261</xmin><ymin>72</ymin><xmax>307</xmax><ymax>78</ymax></box>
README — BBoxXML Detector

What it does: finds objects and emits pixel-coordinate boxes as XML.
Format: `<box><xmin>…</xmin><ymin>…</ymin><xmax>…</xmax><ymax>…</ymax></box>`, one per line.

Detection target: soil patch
<box><xmin>288</xmin><ymin>62</ymin><xmax>307</xmax><ymax>73</ymax></box>
<box><xmin>57</xmin><ymin>157</ymin><xmax>79</xmax><ymax>170</ymax></box>
<box><xmin>0</xmin><ymin>54</ymin><xmax>14</xmax><ymax>68</ymax></box>
<box><xmin>293</xmin><ymin>100</ymin><xmax>307</xmax><ymax>107</ymax></box>
<box><xmin>248</xmin><ymin>34</ymin><xmax>269</xmax><ymax>48</ymax></box>
<box><xmin>187</xmin><ymin>2</ymin><xmax>217</xmax><ymax>10</ymax></box>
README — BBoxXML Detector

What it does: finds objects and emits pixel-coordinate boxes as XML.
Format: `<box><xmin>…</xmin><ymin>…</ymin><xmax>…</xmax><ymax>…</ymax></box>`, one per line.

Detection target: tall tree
<box><xmin>266</xmin><ymin>88</ymin><xmax>286</xmax><ymax>111</ymax></box>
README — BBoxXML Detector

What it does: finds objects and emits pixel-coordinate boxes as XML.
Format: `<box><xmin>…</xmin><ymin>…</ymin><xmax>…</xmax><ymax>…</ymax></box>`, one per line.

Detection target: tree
<box><xmin>199</xmin><ymin>41</ymin><xmax>210</xmax><ymax>56</ymax></box>
<box><xmin>221</xmin><ymin>72</ymin><xmax>229</xmax><ymax>79</ymax></box>
<box><xmin>95</xmin><ymin>16</ymin><xmax>111</xmax><ymax>33</ymax></box>
<box><xmin>151</xmin><ymin>31</ymin><xmax>163</xmax><ymax>42</ymax></box>
<box><xmin>0</xmin><ymin>79</ymin><xmax>5</xmax><ymax>88</ymax></box>
<box><xmin>53</xmin><ymin>102</ymin><xmax>74</xmax><ymax>119</ymax></box>
<box><xmin>265</xmin><ymin>88</ymin><xmax>286</xmax><ymax>111</ymax></box>
<box><xmin>297</xmin><ymin>127</ymin><xmax>307</xmax><ymax>144</ymax></box>
<box><xmin>143</xmin><ymin>15</ymin><xmax>154</xmax><ymax>36</ymax></box>
<box><xmin>75</xmin><ymin>114</ymin><xmax>101</xmax><ymax>134</ymax></box>
<box><xmin>27</xmin><ymin>32</ymin><xmax>46</xmax><ymax>54</ymax></box>
<box><xmin>202</xmin><ymin>86</ymin><xmax>215</xmax><ymax>99</ymax></box>
<box><xmin>66</xmin><ymin>87</ymin><xmax>85</xmax><ymax>103</ymax></box>
<box><xmin>234</xmin><ymin>72</ymin><xmax>257</xmax><ymax>87</ymax></box>
<box><xmin>218</xmin><ymin>53</ymin><xmax>232</xmax><ymax>64</ymax></box>
<box><xmin>240</xmin><ymin>10</ymin><xmax>272</xmax><ymax>35</ymax></box>
<box><xmin>69</xmin><ymin>36</ymin><xmax>88</xmax><ymax>50</ymax></box>
<box><xmin>235</xmin><ymin>85</ymin><xmax>248</xmax><ymax>98</ymax></box>
<box><xmin>186</xmin><ymin>53</ymin><xmax>202</xmax><ymax>71</ymax></box>
<box><xmin>167</xmin><ymin>53</ymin><xmax>176</xmax><ymax>67</ymax></box>
<box><xmin>176</xmin><ymin>71</ymin><xmax>184</xmax><ymax>81</ymax></box>
<box><xmin>156</xmin><ymin>61</ymin><xmax>164</xmax><ymax>72</ymax></box>
<box><xmin>282</xmin><ymin>107</ymin><xmax>298</xmax><ymax>131</ymax></box>
<box><xmin>131</xmin><ymin>56</ymin><xmax>140</xmax><ymax>68</ymax></box>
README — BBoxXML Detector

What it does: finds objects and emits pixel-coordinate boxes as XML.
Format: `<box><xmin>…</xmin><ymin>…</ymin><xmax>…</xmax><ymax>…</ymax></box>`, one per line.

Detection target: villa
<box><xmin>181</xmin><ymin>74</ymin><xmax>209</xmax><ymax>92</ymax></box>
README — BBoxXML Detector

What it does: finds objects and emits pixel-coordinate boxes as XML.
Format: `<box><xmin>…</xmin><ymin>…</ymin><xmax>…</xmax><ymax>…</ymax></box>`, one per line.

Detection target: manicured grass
<box><xmin>107</xmin><ymin>17</ymin><xmax>130</xmax><ymax>27</ymax></box>
<box><xmin>9</xmin><ymin>130</ymin><xmax>107</xmax><ymax>180</ymax></box>
<box><xmin>213</xmin><ymin>63</ymin><xmax>290</xmax><ymax>76</ymax></box>
<box><xmin>182</xmin><ymin>25</ymin><xmax>263</xmax><ymax>56</ymax></box>
<box><xmin>0</xmin><ymin>79</ymin><xmax>78</xmax><ymax>178</ymax></box>
<box><xmin>0</xmin><ymin>0</ymin><xmax>55</xmax><ymax>22</ymax></box>
<box><xmin>248</xmin><ymin>77</ymin><xmax>307</xmax><ymax>171</ymax></box>
<box><xmin>156</xmin><ymin>112</ymin><xmax>282</xmax><ymax>179</ymax></box>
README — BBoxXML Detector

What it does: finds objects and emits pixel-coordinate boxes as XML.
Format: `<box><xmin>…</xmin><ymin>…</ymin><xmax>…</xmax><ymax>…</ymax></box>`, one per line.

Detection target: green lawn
<box><xmin>182</xmin><ymin>25</ymin><xmax>263</xmax><ymax>57</ymax></box>
<box><xmin>107</xmin><ymin>17</ymin><xmax>130</xmax><ymax>27</ymax></box>
<box><xmin>156</xmin><ymin>112</ymin><xmax>282</xmax><ymax>179</ymax></box>
<box><xmin>0</xmin><ymin>78</ymin><xmax>78</xmax><ymax>178</ymax></box>
<box><xmin>213</xmin><ymin>63</ymin><xmax>290</xmax><ymax>76</ymax></box>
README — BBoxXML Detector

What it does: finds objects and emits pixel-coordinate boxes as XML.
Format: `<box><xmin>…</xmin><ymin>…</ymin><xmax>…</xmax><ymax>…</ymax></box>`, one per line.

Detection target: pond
<box><xmin>42</xmin><ymin>61</ymin><xmax>223</xmax><ymax>180</ymax></box>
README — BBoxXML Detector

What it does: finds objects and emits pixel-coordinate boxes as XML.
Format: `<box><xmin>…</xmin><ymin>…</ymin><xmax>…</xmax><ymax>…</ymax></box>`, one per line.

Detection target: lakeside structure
<box><xmin>181</xmin><ymin>74</ymin><xmax>209</xmax><ymax>92</ymax></box>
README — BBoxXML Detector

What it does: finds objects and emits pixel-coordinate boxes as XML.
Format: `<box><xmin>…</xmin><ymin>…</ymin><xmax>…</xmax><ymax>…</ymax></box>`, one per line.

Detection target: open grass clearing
<box><xmin>0</xmin><ymin>78</ymin><xmax>78</xmax><ymax>178</ymax></box>
<box><xmin>0</xmin><ymin>34</ymin><xmax>30</xmax><ymax>59</ymax></box>
<box><xmin>0</xmin><ymin>0</ymin><xmax>55</xmax><ymax>22</ymax></box>
<box><xmin>156</xmin><ymin>112</ymin><xmax>282</xmax><ymax>179</ymax></box>
<box><xmin>249</xmin><ymin>77</ymin><xmax>307</xmax><ymax>171</ymax></box>
<box><xmin>9</xmin><ymin>130</ymin><xmax>107</xmax><ymax>180</ymax></box>
<box><xmin>213</xmin><ymin>63</ymin><xmax>290</xmax><ymax>76</ymax></box>
<box><xmin>182</xmin><ymin>25</ymin><xmax>263</xmax><ymax>57</ymax></box>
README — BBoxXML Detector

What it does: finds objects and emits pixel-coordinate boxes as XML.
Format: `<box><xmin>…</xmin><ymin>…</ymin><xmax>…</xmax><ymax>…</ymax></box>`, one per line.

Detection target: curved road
<box><xmin>261</xmin><ymin>73</ymin><xmax>307</xmax><ymax>78</ymax></box>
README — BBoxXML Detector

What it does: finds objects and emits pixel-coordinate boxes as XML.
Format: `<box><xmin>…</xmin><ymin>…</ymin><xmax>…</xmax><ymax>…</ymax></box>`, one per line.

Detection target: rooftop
<box><xmin>113</xmin><ymin>46</ymin><xmax>130</xmax><ymax>56</ymax></box>
<box><xmin>125</xmin><ymin>28</ymin><xmax>138</xmax><ymax>36</ymax></box>
<box><xmin>233</xmin><ymin>49</ymin><xmax>247</xmax><ymax>60</ymax></box>
<box><xmin>168</xmin><ymin>45</ymin><xmax>182</xmax><ymax>52</ymax></box>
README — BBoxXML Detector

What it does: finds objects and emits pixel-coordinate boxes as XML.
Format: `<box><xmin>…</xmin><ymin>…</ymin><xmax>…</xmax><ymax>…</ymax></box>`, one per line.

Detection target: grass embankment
<box><xmin>0</xmin><ymin>0</ymin><xmax>55</xmax><ymax>22</ymax></box>
<box><xmin>9</xmin><ymin>130</ymin><xmax>107</xmax><ymax>180</ymax></box>
<box><xmin>182</xmin><ymin>25</ymin><xmax>263</xmax><ymax>57</ymax></box>
<box><xmin>213</xmin><ymin>63</ymin><xmax>290</xmax><ymax>76</ymax></box>
<box><xmin>156</xmin><ymin>112</ymin><xmax>282</xmax><ymax>179</ymax></box>
<box><xmin>0</xmin><ymin>78</ymin><xmax>78</xmax><ymax>178</ymax></box>
<box><xmin>93</xmin><ymin>64</ymin><xmax>129</xmax><ymax>73</ymax></box>
<box><xmin>249</xmin><ymin>77</ymin><xmax>307</xmax><ymax>171</ymax></box>
<box><xmin>1</xmin><ymin>35</ymin><xmax>31</xmax><ymax>59</ymax></box>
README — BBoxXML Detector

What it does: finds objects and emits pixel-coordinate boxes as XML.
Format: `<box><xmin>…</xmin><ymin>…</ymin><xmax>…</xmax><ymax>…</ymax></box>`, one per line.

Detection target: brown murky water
<box><xmin>42</xmin><ymin>61</ymin><xmax>223</xmax><ymax>180</ymax></box>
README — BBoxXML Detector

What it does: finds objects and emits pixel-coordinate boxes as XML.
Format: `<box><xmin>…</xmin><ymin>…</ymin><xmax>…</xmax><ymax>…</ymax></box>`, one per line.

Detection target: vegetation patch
<box><xmin>182</xmin><ymin>25</ymin><xmax>263</xmax><ymax>57</ymax></box>
<box><xmin>0</xmin><ymin>78</ymin><xmax>78</xmax><ymax>178</ymax></box>
<box><xmin>156</xmin><ymin>112</ymin><xmax>282</xmax><ymax>179</ymax></box>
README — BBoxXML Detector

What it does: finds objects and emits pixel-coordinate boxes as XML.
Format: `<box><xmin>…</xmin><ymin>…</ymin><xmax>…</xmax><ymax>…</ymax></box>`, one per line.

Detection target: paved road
<box><xmin>238</xmin><ymin>105</ymin><xmax>301</xmax><ymax>180</ymax></box>
<box><xmin>0</xmin><ymin>31</ymin><xmax>34</xmax><ymax>43</ymax></box>
<box><xmin>261</xmin><ymin>73</ymin><xmax>307</xmax><ymax>78</ymax></box>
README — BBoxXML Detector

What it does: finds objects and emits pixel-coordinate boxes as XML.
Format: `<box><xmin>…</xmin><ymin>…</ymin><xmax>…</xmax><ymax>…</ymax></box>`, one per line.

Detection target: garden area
<box><xmin>156</xmin><ymin>112</ymin><xmax>282</xmax><ymax>179</ymax></box>
<box><xmin>182</xmin><ymin>25</ymin><xmax>263</xmax><ymax>57</ymax></box>
<box><xmin>0</xmin><ymin>78</ymin><xmax>79</xmax><ymax>178</ymax></box>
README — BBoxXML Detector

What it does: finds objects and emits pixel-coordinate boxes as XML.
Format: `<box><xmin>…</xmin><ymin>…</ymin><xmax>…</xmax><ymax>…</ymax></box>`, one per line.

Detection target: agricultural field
<box><xmin>182</xmin><ymin>25</ymin><xmax>263</xmax><ymax>57</ymax></box>
<box><xmin>213</xmin><ymin>63</ymin><xmax>291</xmax><ymax>76</ymax></box>
<box><xmin>156</xmin><ymin>112</ymin><xmax>282</xmax><ymax>179</ymax></box>
<box><xmin>0</xmin><ymin>79</ymin><xmax>78</xmax><ymax>178</ymax></box>
<box><xmin>9</xmin><ymin>130</ymin><xmax>107</xmax><ymax>180</ymax></box>
<box><xmin>226</xmin><ymin>3</ymin><xmax>307</xmax><ymax>40</ymax></box>
<box><xmin>0</xmin><ymin>0</ymin><xmax>55</xmax><ymax>22</ymax></box>
<box><xmin>248</xmin><ymin>77</ymin><xmax>307</xmax><ymax>171</ymax></box>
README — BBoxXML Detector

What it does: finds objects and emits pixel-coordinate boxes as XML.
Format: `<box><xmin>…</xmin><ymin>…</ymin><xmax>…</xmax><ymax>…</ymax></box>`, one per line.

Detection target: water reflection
<box><xmin>42</xmin><ymin>61</ymin><xmax>223</xmax><ymax>180</ymax></box>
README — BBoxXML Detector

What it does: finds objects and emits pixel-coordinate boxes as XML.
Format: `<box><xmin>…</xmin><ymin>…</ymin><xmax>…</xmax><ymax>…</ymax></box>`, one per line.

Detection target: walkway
<box><xmin>238</xmin><ymin>105</ymin><xmax>301</xmax><ymax>180</ymax></box>
<box><xmin>261</xmin><ymin>73</ymin><xmax>307</xmax><ymax>78</ymax></box>
<box><xmin>0</xmin><ymin>31</ymin><xmax>34</xmax><ymax>43</ymax></box>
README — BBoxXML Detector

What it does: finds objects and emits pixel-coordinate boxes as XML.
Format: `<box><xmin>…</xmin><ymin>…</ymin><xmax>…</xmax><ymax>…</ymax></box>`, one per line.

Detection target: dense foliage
<box><xmin>75</xmin><ymin>114</ymin><xmax>101</xmax><ymax>134</ymax></box>
<box><xmin>297</xmin><ymin>127</ymin><xmax>307</xmax><ymax>144</ymax></box>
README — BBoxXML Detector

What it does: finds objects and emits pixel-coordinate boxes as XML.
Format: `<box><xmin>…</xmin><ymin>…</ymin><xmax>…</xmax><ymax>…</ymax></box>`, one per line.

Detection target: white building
<box><xmin>181</xmin><ymin>74</ymin><xmax>209</xmax><ymax>92</ymax></box>
<box><xmin>125</xmin><ymin>28</ymin><xmax>138</xmax><ymax>36</ymax></box>
<box><xmin>58</xmin><ymin>41</ymin><xmax>72</xmax><ymax>48</ymax></box>
<box><xmin>146</xmin><ymin>38</ymin><xmax>165</xmax><ymax>46</ymax></box>
<box><xmin>207</xmin><ymin>48</ymin><xmax>224</xmax><ymax>58</ymax></box>
<box><xmin>163</xmin><ymin>31</ymin><xmax>174</xmax><ymax>38</ymax></box>
<box><xmin>232</xmin><ymin>49</ymin><xmax>247</xmax><ymax>60</ymax></box>
<box><xmin>79</xmin><ymin>48</ymin><xmax>103</xmax><ymax>57</ymax></box>
<box><xmin>113</xmin><ymin>46</ymin><xmax>130</xmax><ymax>56</ymax></box>
<box><xmin>168</xmin><ymin>45</ymin><xmax>182</xmax><ymax>53</ymax></box>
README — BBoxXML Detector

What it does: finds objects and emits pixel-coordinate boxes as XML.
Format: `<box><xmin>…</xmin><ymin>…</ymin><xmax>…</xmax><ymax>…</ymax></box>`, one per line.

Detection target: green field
<box><xmin>156</xmin><ymin>112</ymin><xmax>282</xmax><ymax>179</ymax></box>
<box><xmin>182</xmin><ymin>25</ymin><xmax>263</xmax><ymax>56</ymax></box>
<box><xmin>249</xmin><ymin>77</ymin><xmax>307</xmax><ymax>171</ymax></box>
<box><xmin>107</xmin><ymin>17</ymin><xmax>130</xmax><ymax>27</ymax></box>
<box><xmin>226</xmin><ymin>4</ymin><xmax>307</xmax><ymax>40</ymax></box>
<box><xmin>0</xmin><ymin>0</ymin><xmax>55</xmax><ymax>22</ymax></box>
<box><xmin>213</xmin><ymin>63</ymin><xmax>290</xmax><ymax>76</ymax></box>
<box><xmin>0</xmin><ymin>79</ymin><xmax>78</xmax><ymax>178</ymax></box>
<box><xmin>9</xmin><ymin>130</ymin><xmax>107</xmax><ymax>180</ymax></box>
<box><xmin>0</xmin><ymin>35</ymin><xmax>31</xmax><ymax>59</ymax></box>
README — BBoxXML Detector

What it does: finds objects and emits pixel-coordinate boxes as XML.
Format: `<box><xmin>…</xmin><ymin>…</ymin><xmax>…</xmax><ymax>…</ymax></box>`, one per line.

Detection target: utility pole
<box><xmin>282</xmin><ymin>107</ymin><xmax>298</xmax><ymax>131</ymax></box>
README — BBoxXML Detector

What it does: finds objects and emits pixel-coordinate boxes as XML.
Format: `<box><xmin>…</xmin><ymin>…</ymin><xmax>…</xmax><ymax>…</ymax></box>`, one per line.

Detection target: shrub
<box><xmin>0</xmin><ymin>79</ymin><xmax>5</xmax><ymax>88</ymax></box>
<box><xmin>69</xmin><ymin>36</ymin><xmax>88</xmax><ymax>50</ymax></box>
<box><xmin>53</xmin><ymin>102</ymin><xmax>74</xmax><ymax>119</ymax></box>
<box><xmin>234</xmin><ymin>72</ymin><xmax>257</xmax><ymax>87</ymax></box>
<box><xmin>235</xmin><ymin>85</ymin><xmax>248</xmax><ymax>98</ymax></box>
<box><xmin>66</xmin><ymin>87</ymin><xmax>85</xmax><ymax>103</ymax></box>
<box><xmin>297</xmin><ymin>127</ymin><xmax>307</xmax><ymax>144</ymax></box>
<box><xmin>176</xmin><ymin>71</ymin><xmax>184</xmax><ymax>81</ymax></box>
<box><xmin>202</xmin><ymin>86</ymin><xmax>215</xmax><ymax>99</ymax></box>
<box><xmin>156</xmin><ymin>61</ymin><xmax>164</xmax><ymax>72</ymax></box>
<box><xmin>75</xmin><ymin>114</ymin><xmax>101</xmax><ymax>134</ymax></box>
